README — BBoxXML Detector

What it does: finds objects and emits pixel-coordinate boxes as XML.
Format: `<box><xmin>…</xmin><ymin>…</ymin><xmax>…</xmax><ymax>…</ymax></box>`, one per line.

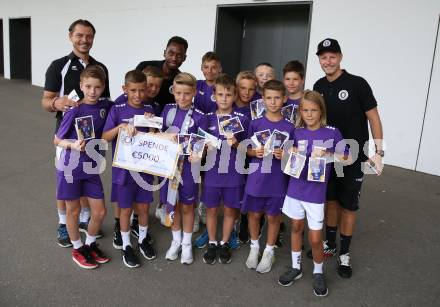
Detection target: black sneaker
<box><xmin>130</xmin><ymin>219</ymin><xmax>139</xmax><ymax>239</ymax></box>
<box><xmin>139</xmin><ymin>238</ymin><xmax>156</xmax><ymax>260</ymax></box>
<box><xmin>278</xmin><ymin>268</ymin><xmax>303</xmax><ymax>287</ymax></box>
<box><xmin>122</xmin><ymin>246</ymin><xmax>140</xmax><ymax>268</ymax></box>
<box><xmin>337</xmin><ymin>253</ymin><xmax>352</xmax><ymax>278</ymax></box>
<box><xmin>313</xmin><ymin>273</ymin><xmax>328</xmax><ymax>297</ymax></box>
<box><xmin>57</xmin><ymin>224</ymin><xmax>72</xmax><ymax>248</ymax></box>
<box><xmin>79</xmin><ymin>220</ymin><xmax>104</xmax><ymax>239</ymax></box>
<box><xmin>146</xmin><ymin>232</ymin><xmax>154</xmax><ymax>245</ymax></box>
<box><xmin>275</xmin><ymin>222</ymin><xmax>285</xmax><ymax>248</ymax></box>
<box><xmin>239</xmin><ymin>214</ymin><xmax>249</xmax><ymax>244</ymax></box>
<box><xmin>203</xmin><ymin>243</ymin><xmax>218</xmax><ymax>265</ymax></box>
<box><xmin>218</xmin><ymin>243</ymin><xmax>231</xmax><ymax>264</ymax></box>
<box><xmin>113</xmin><ymin>222</ymin><xmax>122</xmax><ymax>250</ymax></box>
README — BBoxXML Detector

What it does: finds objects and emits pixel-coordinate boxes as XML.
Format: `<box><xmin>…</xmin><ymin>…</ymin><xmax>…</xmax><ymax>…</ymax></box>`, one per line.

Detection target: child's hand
<box><xmin>255</xmin><ymin>146</ymin><xmax>265</xmax><ymax>158</ymax></box>
<box><xmin>71</xmin><ymin>139</ymin><xmax>85</xmax><ymax>151</ymax></box>
<box><xmin>273</xmin><ymin>148</ymin><xmax>283</xmax><ymax>160</ymax></box>
<box><xmin>188</xmin><ymin>152</ymin><xmax>201</xmax><ymax>163</ymax></box>
<box><xmin>225</xmin><ymin>132</ymin><xmax>237</xmax><ymax>147</ymax></box>
<box><xmin>312</xmin><ymin>147</ymin><xmax>326</xmax><ymax>158</ymax></box>
<box><xmin>144</xmin><ymin>112</ymin><xmax>154</xmax><ymax>118</ymax></box>
<box><xmin>123</xmin><ymin>123</ymin><xmax>137</xmax><ymax>137</ymax></box>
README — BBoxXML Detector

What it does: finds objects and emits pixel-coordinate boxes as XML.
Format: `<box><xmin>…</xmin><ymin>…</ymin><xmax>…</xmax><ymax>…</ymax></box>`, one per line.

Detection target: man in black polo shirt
<box><xmin>41</xmin><ymin>19</ymin><xmax>110</xmax><ymax>247</ymax></box>
<box><xmin>313</xmin><ymin>38</ymin><xmax>384</xmax><ymax>278</ymax></box>
<box><xmin>136</xmin><ymin>36</ymin><xmax>188</xmax><ymax>112</ymax></box>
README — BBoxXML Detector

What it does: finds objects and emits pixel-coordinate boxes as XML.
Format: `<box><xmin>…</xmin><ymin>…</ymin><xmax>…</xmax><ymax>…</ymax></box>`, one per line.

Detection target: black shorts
<box><xmin>326</xmin><ymin>162</ymin><xmax>364</xmax><ymax>211</ymax></box>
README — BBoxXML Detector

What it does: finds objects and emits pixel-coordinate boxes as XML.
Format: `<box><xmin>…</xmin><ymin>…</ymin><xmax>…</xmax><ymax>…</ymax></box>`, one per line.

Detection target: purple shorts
<box><xmin>56</xmin><ymin>174</ymin><xmax>104</xmax><ymax>200</ymax></box>
<box><xmin>201</xmin><ymin>186</ymin><xmax>243</xmax><ymax>209</ymax></box>
<box><xmin>111</xmin><ymin>183</ymin><xmax>117</xmax><ymax>203</ymax></box>
<box><xmin>242</xmin><ymin>193</ymin><xmax>284</xmax><ymax>216</ymax></box>
<box><xmin>115</xmin><ymin>183</ymin><xmax>153</xmax><ymax>209</ymax></box>
<box><xmin>161</xmin><ymin>179</ymin><xmax>198</xmax><ymax>206</ymax></box>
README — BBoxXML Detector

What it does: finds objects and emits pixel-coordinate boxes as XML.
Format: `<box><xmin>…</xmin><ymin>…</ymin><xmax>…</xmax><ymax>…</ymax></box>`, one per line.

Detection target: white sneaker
<box><xmin>181</xmin><ymin>243</ymin><xmax>193</xmax><ymax>264</ymax></box>
<box><xmin>256</xmin><ymin>249</ymin><xmax>275</xmax><ymax>273</ymax></box>
<box><xmin>246</xmin><ymin>245</ymin><xmax>260</xmax><ymax>269</ymax></box>
<box><xmin>198</xmin><ymin>202</ymin><xmax>207</xmax><ymax>225</ymax></box>
<box><xmin>165</xmin><ymin>240</ymin><xmax>181</xmax><ymax>261</ymax></box>
<box><xmin>155</xmin><ymin>205</ymin><xmax>163</xmax><ymax>219</ymax></box>
<box><xmin>193</xmin><ymin>210</ymin><xmax>200</xmax><ymax>233</ymax></box>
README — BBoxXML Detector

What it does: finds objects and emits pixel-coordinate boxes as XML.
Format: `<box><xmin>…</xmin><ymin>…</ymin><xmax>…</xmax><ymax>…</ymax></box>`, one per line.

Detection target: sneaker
<box><xmin>88</xmin><ymin>242</ymin><xmax>110</xmax><ymax>264</ymax></box>
<box><xmin>313</xmin><ymin>273</ymin><xmax>329</xmax><ymax>297</ymax></box>
<box><xmin>197</xmin><ymin>202</ymin><xmax>207</xmax><ymax>225</ymax></box>
<box><xmin>78</xmin><ymin>221</ymin><xmax>103</xmax><ymax>239</ymax></box>
<box><xmin>122</xmin><ymin>246</ymin><xmax>140</xmax><ymax>268</ymax></box>
<box><xmin>246</xmin><ymin>246</ymin><xmax>260</xmax><ymax>269</ymax></box>
<box><xmin>57</xmin><ymin>224</ymin><xmax>72</xmax><ymax>248</ymax></box>
<box><xmin>228</xmin><ymin>230</ymin><xmax>240</xmax><ymax>250</ymax></box>
<box><xmin>275</xmin><ymin>222</ymin><xmax>285</xmax><ymax>248</ymax></box>
<box><xmin>193</xmin><ymin>211</ymin><xmax>200</xmax><ymax>233</ymax></box>
<box><xmin>306</xmin><ymin>240</ymin><xmax>337</xmax><ymax>259</ymax></box>
<box><xmin>72</xmin><ymin>245</ymin><xmax>98</xmax><ymax>269</ymax></box>
<box><xmin>194</xmin><ymin>229</ymin><xmax>209</xmax><ymax>249</ymax></box>
<box><xmin>238</xmin><ymin>215</ymin><xmax>249</xmax><ymax>244</ymax></box>
<box><xmin>203</xmin><ymin>243</ymin><xmax>217</xmax><ymax>265</ymax></box>
<box><xmin>337</xmin><ymin>253</ymin><xmax>352</xmax><ymax>278</ymax></box>
<box><xmin>113</xmin><ymin>222</ymin><xmax>122</xmax><ymax>250</ymax></box>
<box><xmin>256</xmin><ymin>249</ymin><xmax>275</xmax><ymax>273</ymax></box>
<box><xmin>139</xmin><ymin>238</ymin><xmax>156</xmax><ymax>260</ymax></box>
<box><xmin>165</xmin><ymin>240</ymin><xmax>181</xmax><ymax>261</ymax></box>
<box><xmin>278</xmin><ymin>268</ymin><xmax>303</xmax><ymax>287</ymax></box>
<box><xmin>181</xmin><ymin>243</ymin><xmax>193</xmax><ymax>264</ymax></box>
<box><xmin>218</xmin><ymin>243</ymin><xmax>232</xmax><ymax>264</ymax></box>
<box><xmin>130</xmin><ymin>219</ymin><xmax>139</xmax><ymax>239</ymax></box>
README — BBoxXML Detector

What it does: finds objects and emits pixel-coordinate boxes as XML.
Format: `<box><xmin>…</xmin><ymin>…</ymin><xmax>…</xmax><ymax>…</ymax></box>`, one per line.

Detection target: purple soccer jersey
<box><xmin>103</xmin><ymin>102</ymin><xmax>155</xmax><ymax>186</ymax></box>
<box><xmin>286</xmin><ymin>126</ymin><xmax>345</xmax><ymax>204</ymax></box>
<box><xmin>114</xmin><ymin>93</ymin><xmax>161</xmax><ymax>116</ymax></box>
<box><xmin>203</xmin><ymin>111</ymin><xmax>249</xmax><ymax>188</ymax></box>
<box><xmin>233</xmin><ymin>103</ymin><xmax>252</xmax><ymax>121</ymax></box>
<box><xmin>251</xmin><ymin>92</ymin><xmax>262</xmax><ymax>102</ymax></box>
<box><xmin>286</xmin><ymin>97</ymin><xmax>300</xmax><ymax>108</ymax></box>
<box><xmin>245</xmin><ymin>116</ymin><xmax>295</xmax><ymax>197</ymax></box>
<box><xmin>194</xmin><ymin>80</ymin><xmax>217</xmax><ymax>114</ymax></box>
<box><xmin>56</xmin><ymin>98</ymin><xmax>113</xmax><ymax>179</ymax></box>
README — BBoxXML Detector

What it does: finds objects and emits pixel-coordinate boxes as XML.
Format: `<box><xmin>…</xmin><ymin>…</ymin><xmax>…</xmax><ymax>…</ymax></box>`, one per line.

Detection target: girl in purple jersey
<box><xmin>54</xmin><ymin>66</ymin><xmax>111</xmax><ymax>269</ymax></box>
<box><xmin>277</xmin><ymin>90</ymin><xmax>350</xmax><ymax>297</ymax></box>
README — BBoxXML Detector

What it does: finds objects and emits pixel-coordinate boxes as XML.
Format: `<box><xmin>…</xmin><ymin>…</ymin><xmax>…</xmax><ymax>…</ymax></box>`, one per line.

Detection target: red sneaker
<box><xmin>88</xmin><ymin>242</ymin><xmax>110</xmax><ymax>264</ymax></box>
<box><xmin>72</xmin><ymin>246</ymin><xmax>98</xmax><ymax>269</ymax></box>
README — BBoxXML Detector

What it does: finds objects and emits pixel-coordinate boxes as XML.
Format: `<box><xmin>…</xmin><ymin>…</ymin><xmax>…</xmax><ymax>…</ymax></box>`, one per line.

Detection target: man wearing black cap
<box><xmin>312</xmin><ymin>38</ymin><xmax>384</xmax><ymax>278</ymax></box>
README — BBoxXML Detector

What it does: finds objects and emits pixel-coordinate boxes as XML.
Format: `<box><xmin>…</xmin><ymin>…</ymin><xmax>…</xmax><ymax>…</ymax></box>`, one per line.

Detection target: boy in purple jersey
<box><xmin>194</xmin><ymin>52</ymin><xmax>222</xmax><ymax>114</ymax></box>
<box><xmin>102</xmin><ymin>70</ymin><xmax>156</xmax><ymax>269</ymax></box>
<box><xmin>200</xmin><ymin>74</ymin><xmax>249</xmax><ymax>265</ymax></box>
<box><xmin>161</xmin><ymin>73</ymin><xmax>208</xmax><ymax>264</ymax></box>
<box><xmin>283</xmin><ymin>61</ymin><xmax>305</xmax><ymax>122</ymax></box>
<box><xmin>243</xmin><ymin>80</ymin><xmax>295</xmax><ymax>274</ymax></box>
<box><xmin>233</xmin><ymin>71</ymin><xmax>257</xmax><ymax>121</ymax></box>
<box><xmin>54</xmin><ymin>66</ymin><xmax>112</xmax><ymax>269</ymax></box>
<box><xmin>278</xmin><ymin>90</ymin><xmax>349</xmax><ymax>297</ymax></box>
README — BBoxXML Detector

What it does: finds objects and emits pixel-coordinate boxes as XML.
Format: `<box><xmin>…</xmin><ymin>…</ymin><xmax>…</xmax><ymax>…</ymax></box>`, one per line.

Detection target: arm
<box><xmin>366</xmin><ymin>107</ymin><xmax>384</xmax><ymax>174</ymax></box>
<box><xmin>54</xmin><ymin>135</ymin><xmax>85</xmax><ymax>151</ymax></box>
<box><xmin>102</xmin><ymin>123</ymin><xmax>128</xmax><ymax>142</ymax></box>
<box><xmin>41</xmin><ymin>90</ymin><xmax>79</xmax><ymax>113</ymax></box>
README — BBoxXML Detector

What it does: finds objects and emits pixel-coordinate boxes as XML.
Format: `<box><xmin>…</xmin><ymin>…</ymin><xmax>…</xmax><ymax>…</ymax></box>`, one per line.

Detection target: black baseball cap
<box><xmin>316</xmin><ymin>38</ymin><xmax>342</xmax><ymax>55</ymax></box>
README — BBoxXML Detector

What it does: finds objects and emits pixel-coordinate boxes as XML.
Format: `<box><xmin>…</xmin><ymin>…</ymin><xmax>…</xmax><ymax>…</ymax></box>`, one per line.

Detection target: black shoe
<box><xmin>239</xmin><ymin>214</ymin><xmax>249</xmax><ymax>244</ymax></box>
<box><xmin>337</xmin><ymin>253</ymin><xmax>352</xmax><ymax>278</ymax></box>
<box><xmin>139</xmin><ymin>238</ymin><xmax>156</xmax><ymax>260</ymax></box>
<box><xmin>218</xmin><ymin>243</ymin><xmax>231</xmax><ymax>264</ymax></box>
<box><xmin>113</xmin><ymin>222</ymin><xmax>122</xmax><ymax>250</ymax></box>
<box><xmin>275</xmin><ymin>222</ymin><xmax>285</xmax><ymax>248</ymax></box>
<box><xmin>79</xmin><ymin>220</ymin><xmax>104</xmax><ymax>239</ymax></box>
<box><xmin>146</xmin><ymin>232</ymin><xmax>154</xmax><ymax>245</ymax></box>
<box><xmin>131</xmin><ymin>219</ymin><xmax>139</xmax><ymax>239</ymax></box>
<box><xmin>203</xmin><ymin>243</ymin><xmax>218</xmax><ymax>265</ymax></box>
<box><xmin>57</xmin><ymin>224</ymin><xmax>72</xmax><ymax>248</ymax></box>
<box><xmin>278</xmin><ymin>268</ymin><xmax>303</xmax><ymax>287</ymax></box>
<box><xmin>122</xmin><ymin>246</ymin><xmax>140</xmax><ymax>268</ymax></box>
<box><xmin>313</xmin><ymin>273</ymin><xmax>329</xmax><ymax>297</ymax></box>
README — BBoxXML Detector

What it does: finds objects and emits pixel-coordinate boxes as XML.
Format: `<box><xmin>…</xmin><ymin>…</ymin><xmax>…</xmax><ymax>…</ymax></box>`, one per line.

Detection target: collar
<box><xmin>68</xmin><ymin>51</ymin><xmax>96</xmax><ymax>64</ymax></box>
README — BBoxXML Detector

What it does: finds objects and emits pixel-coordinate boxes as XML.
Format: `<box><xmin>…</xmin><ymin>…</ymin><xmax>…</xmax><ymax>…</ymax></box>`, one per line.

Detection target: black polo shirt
<box><xmin>136</xmin><ymin>60</ymin><xmax>180</xmax><ymax>112</ymax></box>
<box><xmin>313</xmin><ymin>70</ymin><xmax>377</xmax><ymax>162</ymax></box>
<box><xmin>44</xmin><ymin>52</ymin><xmax>110</xmax><ymax>131</ymax></box>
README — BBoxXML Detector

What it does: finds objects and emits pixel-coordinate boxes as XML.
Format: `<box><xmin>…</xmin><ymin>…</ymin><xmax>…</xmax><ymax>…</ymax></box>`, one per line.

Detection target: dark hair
<box><xmin>166</xmin><ymin>36</ymin><xmax>188</xmax><ymax>51</ymax></box>
<box><xmin>125</xmin><ymin>70</ymin><xmax>147</xmax><ymax>85</ymax></box>
<box><xmin>68</xmin><ymin>19</ymin><xmax>96</xmax><ymax>35</ymax></box>
<box><xmin>202</xmin><ymin>51</ymin><xmax>221</xmax><ymax>64</ymax></box>
<box><xmin>283</xmin><ymin>60</ymin><xmax>305</xmax><ymax>79</ymax></box>
<box><xmin>80</xmin><ymin>65</ymin><xmax>106</xmax><ymax>83</ymax></box>
<box><xmin>262</xmin><ymin>79</ymin><xmax>286</xmax><ymax>95</ymax></box>
<box><xmin>214</xmin><ymin>73</ymin><xmax>235</xmax><ymax>93</ymax></box>
<box><xmin>142</xmin><ymin>66</ymin><xmax>164</xmax><ymax>79</ymax></box>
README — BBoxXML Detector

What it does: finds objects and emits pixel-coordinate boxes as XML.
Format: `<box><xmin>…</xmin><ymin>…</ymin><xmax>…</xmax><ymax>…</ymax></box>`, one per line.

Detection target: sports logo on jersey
<box><xmin>199</xmin><ymin>90</ymin><xmax>204</xmax><ymax>96</ymax></box>
<box><xmin>323</xmin><ymin>40</ymin><xmax>331</xmax><ymax>47</ymax></box>
<box><xmin>188</xmin><ymin>118</ymin><xmax>194</xmax><ymax>128</ymax></box>
<box><xmin>100</xmin><ymin>109</ymin><xmax>106</xmax><ymax>118</ymax></box>
<box><xmin>169</xmin><ymin>85</ymin><xmax>173</xmax><ymax>94</ymax></box>
<box><xmin>71</xmin><ymin>66</ymin><xmax>78</xmax><ymax>71</ymax></box>
<box><xmin>338</xmin><ymin>90</ymin><xmax>349</xmax><ymax>101</ymax></box>
<box><xmin>210</xmin><ymin>94</ymin><xmax>216</xmax><ymax>102</ymax></box>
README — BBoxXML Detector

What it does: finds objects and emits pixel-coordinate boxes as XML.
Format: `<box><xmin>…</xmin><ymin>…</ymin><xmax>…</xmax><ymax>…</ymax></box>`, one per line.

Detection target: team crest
<box><xmin>100</xmin><ymin>109</ymin><xmax>106</xmax><ymax>118</ymax></box>
<box><xmin>210</xmin><ymin>94</ymin><xmax>216</xmax><ymax>102</ymax></box>
<box><xmin>199</xmin><ymin>90</ymin><xmax>204</xmax><ymax>95</ymax></box>
<box><xmin>323</xmin><ymin>40</ymin><xmax>331</xmax><ymax>47</ymax></box>
<box><xmin>169</xmin><ymin>85</ymin><xmax>173</xmax><ymax>94</ymax></box>
<box><xmin>188</xmin><ymin>118</ymin><xmax>195</xmax><ymax>128</ymax></box>
<box><xmin>338</xmin><ymin>90</ymin><xmax>349</xmax><ymax>101</ymax></box>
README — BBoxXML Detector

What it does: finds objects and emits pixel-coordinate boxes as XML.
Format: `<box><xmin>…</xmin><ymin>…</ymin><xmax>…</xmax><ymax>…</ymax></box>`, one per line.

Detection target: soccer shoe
<box><xmin>246</xmin><ymin>246</ymin><xmax>260</xmax><ymax>269</ymax></box>
<box><xmin>337</xmin><ymin>253</ymin><xmax>352</xmax><ymax>278</ymax></box>
<box><xmin>278</xmin><ymin>268</ymin><xmax>303</xmax><ymax>287</ymax></box>
<box><xmin>194</xmin><ymin>229</ymin><xmax>209</xmax><ymax>249</ymax></box>
<box><xmin>72</xmin><ymin>245</ymin><xmax>98</xmax><ymax>269</ymax></box>
<box><xmin>57</xmin><ymin>224</ymin><xmax>72</xmax><ymax>248</ymax></box>
<box><xmin>203</xmin><ymin>243</ymin><xmax>217</xmax><ymax>265</ymax></box>
<box><xmin>122</xmin><ymin>246</ymin><xmax>140</xmax><ymax>268</ymax></box>
<box><xmin>88</xmin><ymin>242</ymin><xmax>110</xmax><ymax>264</ymax></box>
<box><xmin>193</xmin><ymin>211</ymin><xmax>200</xmax><ymax>233</ymax></box>
<box><xmin>228</xmin><ymin>229</ymin><xmax>240</xmax><ymax>250</ymax></box>
<box><xmin>165</xmin><ymin>240</ymin><xmax>181</xmax><ymax>261</ymax></box>
<box><xmin>130</xmin><ymin>219</ymin><xmax>139</xmax><ymax>239</ymax></box>
<box><xmin>313</xmin><ymin>273</ymin><xmax>329</xmax><ymax>297</ymax></box>
<box><xmin>181</xmin><ymin>243</ymin><xmax>193</xmax><ymax>264</ymax></box>
<box><xmin>139</xmin><ymin>238</ymin><xmax>157</xmax><ymax>260</ymax></box>
<box><xmin>256</xmin><ymin>249</ymin><xmax>275</xmax><ymax>273</ymax></box>
<box><xmin>197</xmin><ymin>202</ymin><xmax>207</xmax><ymax>225</ymax></box>
<box><xmin>218</xmin><ymin>243</ymin><xmax>232</xmax><ymax>264</ymax></box>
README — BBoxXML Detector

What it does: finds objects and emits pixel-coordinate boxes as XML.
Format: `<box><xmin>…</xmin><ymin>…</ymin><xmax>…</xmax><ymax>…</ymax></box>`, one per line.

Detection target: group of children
<box><xmin>54</xmin><ymin>52</ymin><xmax>350</xmax><ymax>297</ymax></box>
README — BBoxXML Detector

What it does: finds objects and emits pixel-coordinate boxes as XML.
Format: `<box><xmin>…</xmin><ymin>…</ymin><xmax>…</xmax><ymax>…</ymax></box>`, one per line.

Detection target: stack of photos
<box><xmin>197</xmin><ymin>127</ymin><xmax>221</xmax><ymax>149</ymax></box>
<box><xmin>218</xmin><ymin>116</ymin><xmax>244</xmax><ymax>135</ymax></box>
<box><xmin>75</xmin><ymin>115</ymin><xmax>95</xmax><ymax>140</ymax></box>
<box><xmin>284</xmin><ymin>152</ymin><xmax>307</xmax><ymax>178</ymax></box>
<box><xmin>251</xmin><ymin>129</ymin><xmax>271</xmax><ymax>147</ymax></box>
<box><xmin>188</xmin><ymin>133</ymin><xmax>206</xmax><ymax>158</ymax></box>
<box><xmin>250</xmin><ymin>99</ymin><xmax>266</xmax><ymax>120</ymax></box>
<box><xmin>133</xmin><ymin>114</ymin><xmax>163</xmax><ymax>129</ymax></box>
<box><xmin>178</xmin><ymin>134</ymin><xmax>191</xmax><ymax>155</ymax></box>
<box><xmin>281</xmin><ymin>104</ymin><xmax>298</xmax><ymax>124</ymax></box>
<box><xmin>307</xmin><ymin>157</ymin><xmax>326</xmax><ymax>182</ymax></box>
<box><xmin>217</xmin><ymin>114</ymin><xmax>231</xmax><ymax>135</ymax></box>
<box><xmin>266</xmin><ymin>129</ymin><xmax>289</xmax><ymax>152</ymax></box>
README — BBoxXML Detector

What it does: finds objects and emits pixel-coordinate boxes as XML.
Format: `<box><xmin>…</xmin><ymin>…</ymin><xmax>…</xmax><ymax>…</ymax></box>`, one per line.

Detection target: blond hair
<box><xmin>235</xmin><ymin>71</ymin><xmax>257</xmax><ymax>84</ymax></box>
<box><xmin>295</xmin><ymin>90</ymin><xmax>327</xmax><ymax>128</ymax></box>
<box><xmin>173</xmin><ymin>72</ymin><xmax>197</xmax><ymax>88</ymax></box>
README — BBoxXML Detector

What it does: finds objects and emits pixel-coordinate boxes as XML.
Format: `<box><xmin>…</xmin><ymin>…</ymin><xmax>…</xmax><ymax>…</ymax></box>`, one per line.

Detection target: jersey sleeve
<box><xmin>114</xmin><ymin>94</ymin><xmax>127</xmax><ymax>104</ymax></box>
<box><xmin>56</xmin><ymin>108</ymin><xmax>77</xmax><ymax>139</ymax></box>
<box><xmin>358</xmin><ymin>77</ymin><xmax>378</xmax><ymax>112</ymax></box>
<box><xmin>103</xmin><ymin>106</ymin><xmax>119</xmax><ymax>132</ymax></box>
<box><xmin>44</xmin><ymin>61</ymin><xmax>62</xmax><ymax>93</ymax></box>
<box><xmin>196</xmin><ymin>113</ymin><xmax>209</xmax><ymax>132</ymax></box>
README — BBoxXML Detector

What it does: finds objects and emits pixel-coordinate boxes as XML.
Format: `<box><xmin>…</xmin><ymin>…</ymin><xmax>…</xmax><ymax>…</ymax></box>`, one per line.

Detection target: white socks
<box><xmin>182</xmin><ymin>232</ymin><xmax>192</xmax><ymax>245</ymax></box>
<box><xmin>172</xmin><ymin>230</ymin><xmax>182</xmax><ymax>244</ymax></box>
<box><xmin>58</xmin><ymin>209</ymin><xmax>66</xmax><ymax>225</ymax></box>
<box><xmin>291</xmin><ymin>251</ymin><xmax>302</xmax><ymax>269</ymax></box>
<box><xmin>313</xmin><ymin>261</ymin><xmax>323</xmax><ymax>274</ymax></box>
<box><xmin>79</xmin><ymin>207</ymin><xmax>90</xmax><ymax>223</ymax></box>
<box><xmin>138</xmin><ymin>225</ymin><xmax>147</xmax><ymax>244</ymax></box>
<box><xmin>85</xmin><ymin>233</ymin><xmax>96</xmax><ymax>246</ymax></box>
<box><xmin>265</xmin><ymin>244</ymin><xmax>274</xmax><ymax>253</ymax></box>
<box><xmin>121</xmin><ymin>231</ymin><xmax>131</xmax><ymax>250</ymax></box>
<box><xmin>72</xmin><ymin>239</ymin><xmax>83</xmax><ymax>249</ymax></box>
<box><xmin>251</xmin><ymin>240</ymin><xmax>259</xmax><ymax>249</ymax></box>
